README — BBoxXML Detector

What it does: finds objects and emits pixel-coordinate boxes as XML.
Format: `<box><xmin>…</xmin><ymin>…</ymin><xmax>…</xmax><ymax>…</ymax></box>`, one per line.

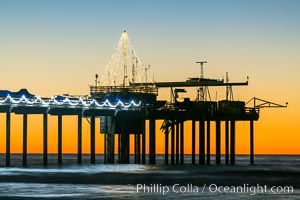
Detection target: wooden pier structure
<box><xmin>0</xmin><ymin>31</ymin><xmax>287</xmax><ymax>167</ymax></box>
<box><xmin>1</xmin><ymin>76</ymin><xmax>286</xmax><ymax>167</ymax></box>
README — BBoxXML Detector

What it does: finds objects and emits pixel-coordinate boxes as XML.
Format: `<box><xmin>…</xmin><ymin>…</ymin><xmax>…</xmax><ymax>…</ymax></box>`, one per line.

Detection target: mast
<box><xmin>196</xmin><ymin>61</ymin><xmax>207</xmax><ymax>101</ymax></box>
<box><xmin>132</xmin><ymin>50</ymin><xmax>138</xmax><ymax>84</ymax></box>
<box><xmin>123</xmin><ymin>30</ymin><xmax>128</xmax><ymax>87</ymax></box>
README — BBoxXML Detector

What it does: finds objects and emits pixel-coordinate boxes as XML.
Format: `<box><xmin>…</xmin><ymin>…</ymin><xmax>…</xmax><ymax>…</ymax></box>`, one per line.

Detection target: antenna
<box><xmin>226</xmin><ymin>72</ymin><xmax>234</xmax><ymax>101</ymax></box>
<box><xmin>123</xmin><ymin>30</ymin><xmax>128</xmax><ymax>87</ymax></box>
<box><xmin>196</xmin><ymin>61</ymin><xmax>207</xmax><ymax>79</ymax></box>
<box><xmin>95</xmin><ymin>74</ymin><xmax>99</xmax><ymax>86</ymax></box>
<box><xmin>131</xmin><ymin>50</ymin><xmax>138</xmax><ymax>84</ymax></box>
<box><xmin>145</xmin><ymin>65</ymin><xmax>151</xmax><ymax>83</ymax></box>
<box><xmin>196</xmin><ymin>61</ymin><xmax>207</xmax><ymax>101</ymax></box>
<box><xmin>152</xmin><ymin>72</ymin><xmax>155</xmax><ymax>83</ymax></box>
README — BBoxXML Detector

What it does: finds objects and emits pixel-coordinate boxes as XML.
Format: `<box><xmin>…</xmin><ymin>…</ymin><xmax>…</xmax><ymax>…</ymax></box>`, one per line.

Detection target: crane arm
<box><xmin>246</xmin><ymin>97</ymin><xmax>288</xmax><ymax>109</ymax></box>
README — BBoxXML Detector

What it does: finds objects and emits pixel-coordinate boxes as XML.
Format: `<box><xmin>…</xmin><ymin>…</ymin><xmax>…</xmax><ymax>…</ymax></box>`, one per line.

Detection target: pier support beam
<box><xmin>77</xmin><ymin>114</ymin><xmax>82</xmax><ymax>164</ymax></box>
<box><xmin>191</xmin><ymin>120</ymin><xmax>196</xmax><ymax>164</ymax></box>
<box><xmin>104</xmin><ymin>131</ymin><xmax>107</xmax><ymax>164</ymax></box>
<box><xmin>225</xmin><ymin>120</ymin><xmax>229</xmax><ymax>165</ymax></box>
<box><xmin>118</xmin><ymin>133</ymin><xmax>121</xmax><ymax>163</ymax></box>
<box><xmin>6</xmin><ymin>112</ymin><xmax>11</xmax><ymax>167</ymax></box>
<box><xmin>164</xmin><ymin>129</ymin><xmax>169</xmax><ymax>164</ymax></box>
<box><xmin>142</xmin><ymin>120</ymin><xmax>146</xmax><ymax>164</ymax></box>
<box><xmin>43</xmin><ymin>114</ymin><xmax>48</xmax><ymax>165</ymax></box>
<box><xmin>250</xmin><ymin>120</ymin><xmax>254</xmax><ymax>165</ymax></box>
<box><xmin>149</xmin><ymin>119</ymin><xmax>156</xmax><ymax>164</ymax></box>
<box><xmin>123</xmin><ymin>133</ymin><xmax>130</xmax><ymax>164</ymax></box>
<box><xmin>90</xmin><ymin>116</ymin><xmax>96</xmax><ymax>164</ymax></box>
<box><xmin>134</xmin><ymin>134</ymin><xmax>137</xmax><ymax>163</ymax></box>
<box><xmin>120</xmin><ymin>122</ymin><xmax>129</xmax><ymax>164</ymax></box>
<box><xmin>134</xmin><ymin>133</ymin><xmax>140</xmax><ymax>164</ymax></box>
<box><xmin>199</xmin><ymin>120</ymin><xmax>205</xmax><ymax>165</ymax></box>
<box><xmin>135</xmin><ymin>133</ymin><xmax>140</xmax><ymax>164</ymax></box>
<box><xmin>175</xmin><ymin>122</ymin><xmax>179</xmax><ymax>164</ymax></box>
<box><xmin>107</xmin><ymin>117</ymin><xmax>115</xmax><ymax>164</ymax></box>
<box><xmin>127</xmin><ymin>135</ymin><xmax>130</xmax><ymax>163</ymax></box>
<box><xmin>171</xmin><ymin>122</ymin><xmax>175</xmax><ymax>164</ymax></box>
<box><xmin>180</xmin><ymin>121</ymin><xmax>184</xmax><ymax>165</ymax></box>
<box><xmin>216</xmin><ymin>120</ymin><xmax>221</xmax><ymax>165</ymax></box>
<box><xmin>108</xmin><ymin>133</ymin><xmax>115</xmax><ymax>164</ymax></box>
<box><xmin>58</xmin><ymin>115</ymin><xmax>62</xmax><ymax>165</ymax></box>
<box><xmin>22</xmin><ymin>114</ymin><xmax>28</xmax><ymax>166</ymax></box>
<box><xmin>206</xmin><ymin>120</ymin><xmax>210</xmax><ymax>165</ymax></box>
<box><xmin>230</xmin><ymin>120</ymin><xmax>236</xmax><ymax>165</ymax></box>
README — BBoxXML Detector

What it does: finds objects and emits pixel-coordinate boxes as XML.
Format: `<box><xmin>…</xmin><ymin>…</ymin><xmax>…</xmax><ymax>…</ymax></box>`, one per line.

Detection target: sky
<box><xmin>0</xmin><ymin>0</ymin><xmax>299</xmax><ymax>155</ymax></box>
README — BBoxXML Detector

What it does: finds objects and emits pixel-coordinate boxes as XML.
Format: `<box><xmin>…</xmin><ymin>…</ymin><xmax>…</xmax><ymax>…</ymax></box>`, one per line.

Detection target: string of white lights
<box><xmin>0</xmin><ymin>95</ymin><xmax>141</xmax><ymax>109</ymax></box>
<box><xmin>100</xmin><ymin>31</ymin><xmax>151</xmax><ymax>86</ymax></box>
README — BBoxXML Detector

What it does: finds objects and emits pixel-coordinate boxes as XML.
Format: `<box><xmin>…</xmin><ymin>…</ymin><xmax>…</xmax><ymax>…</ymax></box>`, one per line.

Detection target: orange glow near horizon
<box><xmin>0</xmin><ymin>110</ymin><xmax>299</xmax><ymax>155</ymax></box>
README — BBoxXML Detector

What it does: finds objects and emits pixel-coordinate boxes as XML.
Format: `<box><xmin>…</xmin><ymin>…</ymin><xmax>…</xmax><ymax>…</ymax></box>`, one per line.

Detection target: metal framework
<box><xmin>246</xmin><ymin>97</ymin><xmax>288</xmax><ymax>109</ymax></box>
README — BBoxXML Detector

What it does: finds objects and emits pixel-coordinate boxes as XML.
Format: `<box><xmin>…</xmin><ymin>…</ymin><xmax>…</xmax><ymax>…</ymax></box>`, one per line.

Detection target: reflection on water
<box><xmin>0</xmin><ymin>164</ymin><xmax>148</xmax><ymax>176</ymax></box>
<box><xmin>0</xmin><ymin>155</ymin><xmax>299</xmax><ymax>199</ymax></box>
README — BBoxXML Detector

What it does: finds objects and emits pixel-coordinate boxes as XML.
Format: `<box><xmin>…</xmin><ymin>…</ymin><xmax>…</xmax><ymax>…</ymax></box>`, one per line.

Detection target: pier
<box><xmin>0</xmin><ymin>31</ymin><xmax>287</xmax><ymax>167</ymax></box>
<box><xmin>0</xmin><ymin>85</ymin><xmax>286</xmax><ymax>167</ymax></box>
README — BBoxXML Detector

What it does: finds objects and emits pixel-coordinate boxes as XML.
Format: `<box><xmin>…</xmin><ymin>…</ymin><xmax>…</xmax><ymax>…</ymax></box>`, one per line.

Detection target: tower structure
<box><xmin>196</xmin><ymin>61</ymin><xmax>207</xmax><ymax>101</ymax></box>
<box><xmin>123</xmin><ymin>30</ymin><xmax>128</xmax><ymax>87</ymax></box>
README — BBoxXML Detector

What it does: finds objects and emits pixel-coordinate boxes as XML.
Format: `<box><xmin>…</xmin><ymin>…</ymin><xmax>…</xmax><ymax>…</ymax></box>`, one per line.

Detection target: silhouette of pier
<box><xmin>0</xmin><ymin>80</ymin><xmax>286</xmax><ymax>167</ymax></box>
<box><xmin>0</xmin><ymin>31</ymin><xmax>287</xmax><ymax>167</ymax></box>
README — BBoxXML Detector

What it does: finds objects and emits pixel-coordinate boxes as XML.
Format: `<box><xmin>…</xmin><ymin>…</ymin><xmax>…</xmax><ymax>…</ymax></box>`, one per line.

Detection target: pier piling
<box><xmin>250</xmin><ymin>120</ymin><xmax>254</xmax><ymax>165</ymax></box>
<box><xmin>119</xmin><ymin>117</ymin><xmax>130</xmax><ymax>164</ymax></box>
<box><xmin>43</xmin><ymin>113</ymin><xmax>48</xmax><ymax>165</ymax></box>
<box><xmin>206</xmin><ymin>120</ymin><xmax>210</xmax><ymax>165</ymax></box>
<box><xmin>6</xmin><ymin>112</ymin><xmax>11</xmax><ymax>167</ymax></box>
<box><xmin>134</xmin><ymin>134</ymin><xmax>137</xmax><ymax>163</ymax></box>
<box><xmin>22</xmin><ymin>114</ymin><xmax>27</xmax><ymax>166</ymax></box>
<box><xmin>149</xmin><ymin>119</ymin><xmax>156</xmax><ymax>164</ymax></box>
<box><xmin>141</xmin><ymin>120</ymin><xmax>146</xmax><ymax>164</ymax></box>
<box><xmin>77</xmin><ymin>114</ymin><xmax>82</xmax><ymax>164</ymax></box>
<box><xmin>191</xmin><ymin>120</ymin><xmax>195</xmax><ymax>164</ymax></box>
<box><xmin>90</xmin><ymin>116</ymin><xmax>96</xmax><ymax>164</ymax></box>
<box><xmin>120</xmin><ymin>132</ymin><xmax>129</xmax><ymax>164</ymax></box>
<box><xmin>230</xmin><ymin>120</ymin><xmax>236</xmax><ymax>165</ymax></box>
<box><xmin>164</xmin><ymin>129</ymin><xmax>169</xmax><ymax>164</ymax></box>
<box><xmin>108</xmin><ymin>116</ymin><xmax>115</xmax><ymax>164</ymax></box>
<box><xmin>118</xmin><ymin>133</ymin><xmax>121</xmax><ymax>163</ymax></box>
<box><xmin>136</xmin><ymin>133</ymin><xmax>140</xmax><ymax>164</ymax></box>
<box><xmin>58</xmin><ymin>115</ymin><xmax>62</xmax><ymax>165</ymax></box>
<box><xmin>225</xmin><ymin>120</ymin><xmax>229</xmax><ymax>165</ymax></box>
<box><xmin>199</xmin><ymin>120</ymin><xmax>205</xmax><ymax>164</ymax></box>
<box><xmin>180</xmin><ymin>121</ymin><xmax>184</xmax><ymax>164</ymax></box>
<box><xmin>216</xmin><ymin>120</ymin><xmax>221</xmax><ymax>165</ymax></box>
<box><xmin>175</xmin><ymin>122</ymin><xmax>179</xmax><ymax>164</ymax></box>
<box><xmin>171</xmin><ymin>122</ymin><xmax>175</xmax><ymax>164</ymax></box>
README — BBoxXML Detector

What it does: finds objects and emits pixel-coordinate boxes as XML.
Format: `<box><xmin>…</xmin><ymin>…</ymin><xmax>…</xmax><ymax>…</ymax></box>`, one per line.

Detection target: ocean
<box><xmin>0</xmin><ymin>154</ymin><xmax>299</xmax><ymax>199</ymax></box>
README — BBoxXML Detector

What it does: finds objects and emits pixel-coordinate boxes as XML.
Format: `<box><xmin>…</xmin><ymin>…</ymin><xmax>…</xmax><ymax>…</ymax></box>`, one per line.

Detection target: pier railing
<box><xmin>90</xmin><ymin>85</ymin><xmax>158</xmax><ymax>95</ymax></box>
<box><xmin>0</xmin><ymin>95</ymin><xmax>142</xmax><ymax>110</ymax></box>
